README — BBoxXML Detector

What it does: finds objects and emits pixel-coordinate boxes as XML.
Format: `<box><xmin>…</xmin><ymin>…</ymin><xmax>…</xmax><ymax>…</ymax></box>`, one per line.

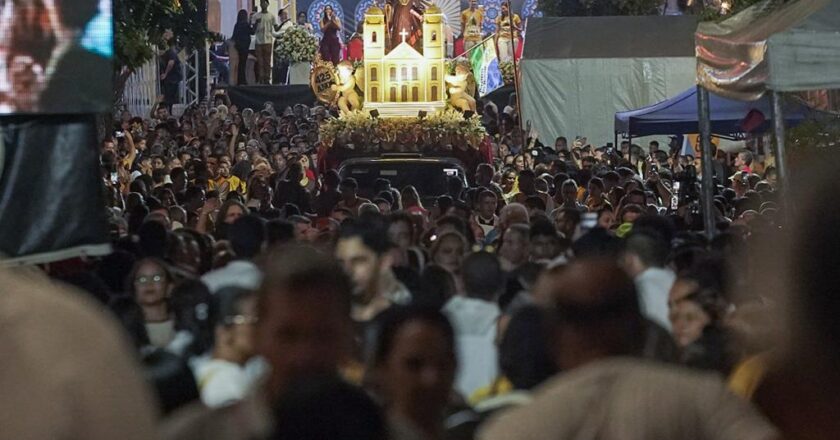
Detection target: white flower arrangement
<box><xmin>276</xmin><ymin>27</ymin><xmax>319</xmax><ymax>63</ymax></box>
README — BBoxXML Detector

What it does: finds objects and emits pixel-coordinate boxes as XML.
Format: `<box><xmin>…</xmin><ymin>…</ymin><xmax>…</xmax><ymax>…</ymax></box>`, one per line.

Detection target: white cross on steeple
<box><xmin>399</xmin><ymin>28</ymin><xmax>409</xmax><ymax>43</ymax></box>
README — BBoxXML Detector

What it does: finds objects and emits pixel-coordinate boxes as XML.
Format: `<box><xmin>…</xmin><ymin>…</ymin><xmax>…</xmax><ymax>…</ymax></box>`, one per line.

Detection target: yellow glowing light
<box><xmin>361</xmin><ymin>3</ymin><xmax>447</xmax><ymax>115</ymax></box>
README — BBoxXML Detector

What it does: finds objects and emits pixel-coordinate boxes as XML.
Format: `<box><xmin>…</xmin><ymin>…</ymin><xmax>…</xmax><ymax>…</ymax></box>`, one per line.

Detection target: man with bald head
<box><xmin>479</xmin><ymin>259</ymin><xmax>779</xmax><ymax>440</ymax></box>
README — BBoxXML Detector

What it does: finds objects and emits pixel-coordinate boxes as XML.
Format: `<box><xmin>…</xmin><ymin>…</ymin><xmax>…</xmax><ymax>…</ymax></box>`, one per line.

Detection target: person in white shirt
<box><xmin>621</xmin><ymin>231</ymin><xmax>676</xmax><ymax>331</ymax></box>
<box><xmin>201</xmin><ymin>215</ymin><xmax>265</xmax><ymax>294</ymax></box>
<box><xmin>129</xmin><ymin>257</ymin><xmax>195</xmax><ymax>355</ymax></box>
<box><xmin>272</xmin><ymin>8</ymin><xmax>294</xmax><ymax>84</ymax></box>
<box><xmin>252</xmin><ymin>0</ymin><xmax>279</xmax><ymax>84</ymax></box>
<box><xmin>193</xmin><ymin>287</ymin><xmax>259</xmax><ymax>407</ymax></box>
<box><xmin>443</xmin><ymin>251</ymin><xmax>504</xmax><ymax>398</ymax></box>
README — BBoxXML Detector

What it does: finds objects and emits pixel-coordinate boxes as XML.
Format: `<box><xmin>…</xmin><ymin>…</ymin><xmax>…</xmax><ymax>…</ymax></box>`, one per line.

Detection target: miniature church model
<box><xmin>363</xmin><ymin>4</ymin><xmax>447</xmax><ymax>117</ymax></box>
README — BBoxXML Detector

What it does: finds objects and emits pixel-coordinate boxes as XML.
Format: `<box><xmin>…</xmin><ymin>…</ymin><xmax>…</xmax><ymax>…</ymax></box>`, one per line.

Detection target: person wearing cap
<box><xmin>193</xmin><ymin>287</ymin><xmax>259</xmax><ymax>408</ymax></box>
<box><xmin>730</xmin><ymin>171</ymin><xmax>750</xmax><ymax>198</ymax></box>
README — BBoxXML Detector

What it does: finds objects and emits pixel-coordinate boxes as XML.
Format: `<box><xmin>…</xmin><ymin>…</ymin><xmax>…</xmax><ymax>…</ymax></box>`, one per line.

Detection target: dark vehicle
<box><xmin>337</xmin><ymin>154</ymin><xmax>468</xmax><ymax>203</ymax></box>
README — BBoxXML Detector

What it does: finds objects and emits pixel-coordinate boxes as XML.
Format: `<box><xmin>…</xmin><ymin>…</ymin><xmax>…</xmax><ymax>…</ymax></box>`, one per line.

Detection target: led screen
<box><xmin>0</xmin><ymin>0</ymin><xmax>112</xmax><ymax>114</ymax></box>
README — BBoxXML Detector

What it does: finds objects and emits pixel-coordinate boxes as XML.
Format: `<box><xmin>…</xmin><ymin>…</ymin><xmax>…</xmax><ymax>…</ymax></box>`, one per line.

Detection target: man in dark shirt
<box><xmin>159</xmin><ymin>29</ymin><xmax>182</xmax><ymax>112</ymax></box>
<box><xmin>273</xmin><ymin>163</ymin><xmax>312</xmax><ymax>214</ymax></box>
<box><xmin>312</xmin><ymin>170</ymin><xmax>343</xmax><ymax>218</ymax></box>
<box><xmin>38</xmin><ymin>0</ymin><xmax>111</xmax><ymax>113</ymax></box>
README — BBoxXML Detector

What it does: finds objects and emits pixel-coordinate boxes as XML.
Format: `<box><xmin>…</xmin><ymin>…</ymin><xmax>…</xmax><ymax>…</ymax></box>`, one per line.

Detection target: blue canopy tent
<box><xmin>614</xmin><ymin>87</ymin><xmax>807</xmax><ymax>140</ymax></box>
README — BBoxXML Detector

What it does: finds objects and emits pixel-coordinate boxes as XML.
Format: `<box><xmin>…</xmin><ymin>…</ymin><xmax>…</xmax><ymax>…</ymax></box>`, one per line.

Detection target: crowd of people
<box><xmin>9</xmin><ymin>85</ymin><xmax>840</xmax><ymax>440</ymax></box>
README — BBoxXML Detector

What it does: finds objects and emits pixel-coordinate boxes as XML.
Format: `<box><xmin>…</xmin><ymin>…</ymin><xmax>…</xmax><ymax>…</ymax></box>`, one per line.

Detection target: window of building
<box><xmin>390</xmin><ymin>67</ymin><xmax>396</xmax><ymax>81</ymax></box>
<box><xmin>431</xmin><ymin>66</ymin><xmax>438</xmax><ymax>81</ymax></box>
<box><xmin>371</xmin><ymin>67</ymin><xmax>377</xmax><ymax>81</ymax></box>
<box><xmin>372</xmin><ymin>32</ymin><xmax>377</xmax><ymax>43</ymax></box>
<box><xmin>401</xmin><ymin>66</ymin><xmax>408</xmax><ymax>81</ymax></box>
<box><xmin>390</xmin><ymin>87</ymin><xmax>397</xmax><ymax>101</ymax></box>
<box><xmin>401</xmin><ymin>85</ymin><xmax>408</xmax><ymax>101</ymax></box>
<box><xmin>371</xmin><ymin>87</ymin><xmax>378</xmax><ymax>102</ymax></box>
<box><xmin>431</xmin><ymin>85</ymin><xmax>438</xmax><ymax>101</ymax></box>
<box><xmin>411</xmin><ymin>66</ymin><xmax>418</xmax><ymax>81</ymax></box>
<box><xmin>412</xmin><ymin>87</ymin><xmax>419</xmax><ymax>101</ymax></box>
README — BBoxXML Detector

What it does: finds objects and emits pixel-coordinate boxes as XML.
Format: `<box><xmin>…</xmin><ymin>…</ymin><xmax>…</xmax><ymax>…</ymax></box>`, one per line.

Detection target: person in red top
<box><xmin>734</xmin><ymin>150</ymin><xmax>754</xmax><ymax>174</ymax></box>
<box><xmin>346</xmin><ymin>24</ymin><xmax>364</xmax><ymax>61</ymax></box>
<box><xmin>453</xmin><ymin>34</ymin><xmax>465</xmax><ymax>58</ymax></box>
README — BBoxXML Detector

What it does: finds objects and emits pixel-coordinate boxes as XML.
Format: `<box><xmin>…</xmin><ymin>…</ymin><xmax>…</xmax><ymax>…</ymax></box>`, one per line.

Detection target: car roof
<box><xmin>338</xmin><ymin>154</ymin><xmax>465</xmax><ymax>167</ymax></box>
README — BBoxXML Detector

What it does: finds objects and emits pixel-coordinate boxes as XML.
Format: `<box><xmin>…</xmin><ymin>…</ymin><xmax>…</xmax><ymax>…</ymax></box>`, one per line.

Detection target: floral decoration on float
<box><xmin>319</xmin><ymin>109</ymin><xmax>486</xmax><ymax>153</ymax></box>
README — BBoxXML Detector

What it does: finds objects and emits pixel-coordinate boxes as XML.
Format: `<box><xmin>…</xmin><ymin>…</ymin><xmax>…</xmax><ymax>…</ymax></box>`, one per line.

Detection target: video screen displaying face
<box><xmin>0</xmin><ymin>0</ymin><xmax>113</xmax><ymax>114</ymax></box>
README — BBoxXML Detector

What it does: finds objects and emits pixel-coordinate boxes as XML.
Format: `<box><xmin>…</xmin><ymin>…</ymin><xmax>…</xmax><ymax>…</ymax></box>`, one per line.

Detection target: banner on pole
<box><xmin>469</xmin><ymin>38</ymin><xmax>504</xmax><ymax>97</ymax></box>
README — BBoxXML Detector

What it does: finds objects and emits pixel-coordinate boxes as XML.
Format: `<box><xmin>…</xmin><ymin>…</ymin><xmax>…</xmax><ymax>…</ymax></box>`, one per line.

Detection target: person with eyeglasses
<box><xmin>193</xmin><ymin>287</ymin><xmax>260</xmax><ymax>408</ymax></box>
<box><xmin>129</xmin><ymin>258</ymin><xmax>193</xmax><ymax>354</ymax></box>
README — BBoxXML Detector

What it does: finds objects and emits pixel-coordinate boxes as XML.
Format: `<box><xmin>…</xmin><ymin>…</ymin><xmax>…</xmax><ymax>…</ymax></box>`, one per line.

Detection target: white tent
<box><xmin>695</xmin><ymin>0</ymin><xmax>840</xmax><ymax>216</ymax></box>
<box><xmin>696</xmin><ymin>0</ymin><xmax>840</xmax><ymax>100</ymax></box>
<box><xmin>519</xmin><ymin>15</ymin><xmax>698</xmax><ymax>146</ymax></box>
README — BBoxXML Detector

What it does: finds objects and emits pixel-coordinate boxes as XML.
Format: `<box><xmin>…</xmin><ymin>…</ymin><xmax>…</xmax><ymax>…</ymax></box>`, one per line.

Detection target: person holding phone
<box><xmin>319</xmin><ymin>6</ymin><xmax>342</xmax><ymax>65</ymax></box>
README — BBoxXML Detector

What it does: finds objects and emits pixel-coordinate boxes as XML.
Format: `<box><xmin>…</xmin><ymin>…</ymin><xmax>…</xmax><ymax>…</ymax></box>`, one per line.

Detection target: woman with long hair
<box><xmin>400</xmin><ymin>185</ymin><xmax>427</xmax><ymax>217</ymax></box>
<box><xmin>213</xmin><ymin>199</ymin><xmax>248</xmax><ymax>240</ymax></box>
<box><xmin>369</xmin><ymin>306</ymin><xmax>457</xmax><ymax>440</ymax></box>
<box><xmin>126</xmin><ymin>258</ymin><xmax>194</xmax><ymax>355</ymax></box>
<box><xmin>318</xmin><ymin>6</ymin><xmax>341</xmax><ymax>65</ymax></box>
<box><xmin>430</xmin><ymin>231</ymin><xmax>467</xmax><ymax>280</ymax></box>
<box><xmin>230</xmin><ymin>9</ymin><xmax>251</xmax><ymax>85</ymax></box>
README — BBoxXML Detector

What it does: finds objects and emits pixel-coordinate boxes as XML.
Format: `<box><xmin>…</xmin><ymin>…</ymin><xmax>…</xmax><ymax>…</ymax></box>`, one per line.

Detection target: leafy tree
<box><xmin>113</xmin><ymin>0</ymin><xmax>211</xmax><ymax>103</ymax></box>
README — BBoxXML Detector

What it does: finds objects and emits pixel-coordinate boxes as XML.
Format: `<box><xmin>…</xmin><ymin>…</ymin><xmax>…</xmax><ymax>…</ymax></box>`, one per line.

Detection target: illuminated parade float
<box><xmin>309</xmin><ymin>3</ymin><xmax>486</xmax><ymax>151</ymax></box>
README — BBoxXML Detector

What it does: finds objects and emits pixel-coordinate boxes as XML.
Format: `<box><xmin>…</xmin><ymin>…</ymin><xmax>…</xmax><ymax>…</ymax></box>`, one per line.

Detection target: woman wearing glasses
<box><xmin>128</xmin><ymin>258</ymin><xmax>193</xmax><ymax>355</ymax></box>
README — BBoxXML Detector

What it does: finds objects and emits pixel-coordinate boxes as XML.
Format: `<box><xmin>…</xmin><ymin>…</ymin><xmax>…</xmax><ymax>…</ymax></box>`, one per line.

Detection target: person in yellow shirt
<box><xmin>461</xmin><ymin>0</ymin><xmax>484</xmax><ymax>52</ymax></box>
<box><xmin>209</xmin><ymin>162</ymin><xmax>247</xmax><ymax>199</ymax></box>
<box><xmin>495</xmin><ymin>1</ymin><xmax>521</xmax><ymax>63</ymax></box>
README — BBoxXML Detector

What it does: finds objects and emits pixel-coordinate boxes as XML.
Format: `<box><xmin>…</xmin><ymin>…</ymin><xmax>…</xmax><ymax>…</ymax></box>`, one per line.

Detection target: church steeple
<box><xmin>364</xmin><ymin>6</ymin><xmax>386</xmax><ymax>103</ymax></box>
<box><xmin>364</xmin><ymin>6</ymin><xmax>385</xmax><ymax>59</ymax></box>
<box><xmin>422</xmin><ymin>3</ymin><xmax>444</xmax><ymax>59</ymax></box>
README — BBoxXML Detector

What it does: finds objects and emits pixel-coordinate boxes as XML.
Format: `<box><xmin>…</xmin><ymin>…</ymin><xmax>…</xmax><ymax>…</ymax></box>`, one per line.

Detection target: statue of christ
<box><xmin>385</xmin><ymin>0</ymin><xmax>424</xmax><ymax>51</ymax></box>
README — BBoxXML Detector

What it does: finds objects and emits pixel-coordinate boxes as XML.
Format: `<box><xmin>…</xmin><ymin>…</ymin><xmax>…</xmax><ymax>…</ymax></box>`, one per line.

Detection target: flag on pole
<box><xmin>469</xmin><ymin>38</ymin><xmax>504</xmax><ymax>97</ymax></box>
